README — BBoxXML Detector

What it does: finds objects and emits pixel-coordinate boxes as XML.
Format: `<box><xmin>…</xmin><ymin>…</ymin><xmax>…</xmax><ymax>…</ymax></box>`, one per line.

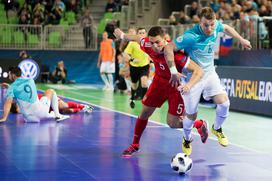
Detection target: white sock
<box><xmin>101</xmin><ymin>73</ymin><xmax>109</xmax><ymax>87</ymax></box>
<box><xmin>183</xmin><ymin>116</ymin><xmax>195</xmax><ymax>141</ymax></box>
<box><xmin>51</xmin><ymin>92</ymin><xmax>61</xmax><ymax>118</ymax></box>
<box><xmin>125</xmin><ymin>78</ymin><xmax>131</xmax><ymax>91</ymax></box>
<box><xmin>214</xmin><ymin>100</ymin><xmax>230</xmax><ymax>130</ymax></box>
<box><xmin>107</xmin><ymin>73</ymin><xmax>114</xmax><ymax>88</ymax></box>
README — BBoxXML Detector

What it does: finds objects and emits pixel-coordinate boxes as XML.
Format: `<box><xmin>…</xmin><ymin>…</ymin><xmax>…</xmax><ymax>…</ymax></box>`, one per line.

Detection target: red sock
<box><xmin>67</xmin><ymin>102</ymin><xmax>84</xmax><ymax>109</ymax></box>
<box><xmin>132</xmin><ymin>118</ymin><xmax>148</xmax><ymax>145</ymax></box>
<box><xmin>193</xmin><ymin>119</ymin><xmax>203</xmax><ymax>129</ymax></box>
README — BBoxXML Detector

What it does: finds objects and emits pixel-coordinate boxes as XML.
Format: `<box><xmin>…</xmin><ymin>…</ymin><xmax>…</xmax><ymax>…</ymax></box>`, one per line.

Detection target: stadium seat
<box><xmin>13</xmin><ymin>31</ymin><xmax>25</xmax><ymax>44</ymax></box>
<box><xmin>65</xmin><ymin>11</ymin><xmax>76</xmax><ymax>25</ymax></box>
<box><xmin>97</xmin><ymin>13</ymin><xmax>115</xmax><ymax>34</ymax></box>
<box><xmin>0</xmin><ymin>4</ymin><xmax>4</xmax><ymax>11</ymax></box>
<box><xmin>104</xmin><ymin>12</ymin><xmax>113</xmax><ymax>19</ymax></box>
<box><xmin>97</xmin><ymin>19</ymin><xmax>107</xmax><ymax>34</ymax></box>
<box><xmin>27</xmin><ymin>34</ymin><xmax>40</xmax><ymax>47</ymax></box>
<box><xmin>0</xmin><ymin>30</ymin><xmax>12</xmax><ymax>44</ymax></box>
<box><xmin>60</xmin><ymin>18</ymin><xmax>69</xmax><ymax>26</ymax></box>
<box><xmin>0</xmin><ymin>16</ymin><xmax>7</xmax><ymax>24</ymax></box>
<box><xmin>48</xmin><ymin>31</ymin><xmax>61</xmax><ymax>47</ymax></box>
<box><xmin>18</xmin><ymin>0</ymin><xmax>25</xmax><ymax>8</ymax></box>
<box><xmin>8</xmin><ymin>16</ymin><xmax>19</xmax><ymax>24</ymax></box>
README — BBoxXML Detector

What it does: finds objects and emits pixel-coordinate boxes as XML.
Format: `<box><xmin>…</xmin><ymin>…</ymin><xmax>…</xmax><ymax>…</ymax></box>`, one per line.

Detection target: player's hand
<box><xmin>169</xmin><ymin>73</ymin><xmax>184</xmax><ymax>88</ymax></box>
<box><xmin>240</xmin><ymin>38</ymin><xmax>252</xmax><ymax>50</ymax></box>
<box><xmin>177</xmin><ymin>83</ymin><xmax>191</xmax><ymax>95</ymax></box>
<box><xmin>1</xmin><ymin>83</ymin><xmax>9</xmax><ymax>89</ymax></box>
<box><xmin>113</xmin><ymin>28</ymin><xmax>124</xmax><ymax>40</ymax></box>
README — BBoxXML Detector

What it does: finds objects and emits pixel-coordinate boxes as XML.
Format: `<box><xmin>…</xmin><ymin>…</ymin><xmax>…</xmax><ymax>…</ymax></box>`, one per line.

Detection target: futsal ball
<box><xmin>170</xmin><ymin>153</ymin><xmax>193</xmax><ymax>175</ymax></box>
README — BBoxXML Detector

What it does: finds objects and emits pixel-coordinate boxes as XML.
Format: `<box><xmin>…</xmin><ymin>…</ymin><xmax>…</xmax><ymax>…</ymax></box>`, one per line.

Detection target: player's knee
<box><xmin>45</xmin><ymin>89</ymin><xmax>55</xmax><ymax>94</ymax></box>
<box><xmin>141</xmin><ymin>77</ymin><xmax>149</xmax><ymax>88</ymax></box>
<box><xmin>186</xmin><ymin>113</ymin><xmax>197</xmax><ymax>121</ymax></box>
<box><xmin>216</xmin><ymin>100</ymin><xmax>230</xmax><ymax>118</ymax></box>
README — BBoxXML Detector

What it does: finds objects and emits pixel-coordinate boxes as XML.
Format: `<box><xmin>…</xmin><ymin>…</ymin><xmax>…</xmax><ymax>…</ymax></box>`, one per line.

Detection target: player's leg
<box><xmin>179</xmin><ymin>82</ymin><xmax>204</xmax><ymax>155</ymax></box>
<box><xmin>122</xmin><ymin>79</ymin><xmax>163</xmax><ymax>157</ymax></box>
<box><xmin>168</xmin><ymin>89</ymin><xmax>194</xmax><ymax>155</ymax></box>
<box><xmin>129</xmin><ymin>65</ymin><xmax>140</xmax><ymax>108</ymax></box>
<box><xmin>58</xmin><ymin>99</ymin><xmax>69</xmax><ymax>109</ymax></box>
<box><xmin>167</xmin><ymin>113</ymin><xmax>208</xmax><ymax>143</ymax></box>
<box><xmin>43</xmin><ymin>89</ymin><xmax>70</xmax><ymax>121</ymax></box>
<box><xmin>107</xmin><ymin>73</ymin><xmax>114</xmax><ymax>90</ymax></box>
<box><xmin>122</xmin><ymin>105</ymin><xmax>156</xmax><ymax>157</ymax></box>
<box><xmin>211</xmin><ymin>93</ymin><xmax>229</xmax><ymax>147</ymax></box>
<box><xmin>106</xmin><ymin>61</ymin><xmax>115</xmax><ymax>90</ymax></box>
<box><xmin>100</xmin><ymin>62</ymin><xmax>110</xmax><ymax>90</ymax></box>
<box><xmin>140</xmin><ymin>75</ymin><xmax>148</xmax><ymax>99</ymax></box>
<box><xmin>139</xmin><ymin>64</ymin><xmax>150</xmax><ymax>99</ymax></box>
<box><xmin>60</xmin><ymin>108</ymin><xmax>81</xmax><ymax>114</ymax></box>
<box><xmin>203</xmin><ymin>71</ymin><xmax>229</xmax><ymax>147</ymax></box>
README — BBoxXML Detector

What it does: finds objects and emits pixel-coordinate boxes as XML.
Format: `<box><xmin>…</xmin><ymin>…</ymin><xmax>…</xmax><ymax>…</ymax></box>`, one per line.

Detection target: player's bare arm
<box><xmin>164</xmin><ymin>42</ymin><xmax>182</xmax><ymax>88</ymax></box>
<box><xmin>223</xmin><ymin>24</ymin><xmax>252</xmax><ymax>50</ymax></box>
<box><xmin>114</xmin><ymin>28</ymin><xmax>142</xmax><ymax>43</ymax></box>
<box><xmin>1</xmin><ymin>82</ymin><xmax>10</xmax><ymax>89</ymax></box>
<box><xmin>0</xmin><ymin>97</ymin><xmax>13</xmax><ymax>122</ymax></box>
<box><xmin>178</xmin><ymin>59</ymin><xmax>204</xmax><ymax>94</ymax></box>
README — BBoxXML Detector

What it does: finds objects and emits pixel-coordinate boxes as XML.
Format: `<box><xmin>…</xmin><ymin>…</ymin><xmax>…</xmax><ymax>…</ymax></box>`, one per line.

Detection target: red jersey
<box><xmin>38</xmin><ymin>93</ymin><xmax>43</xmax><ymax>99</ymax></box>
<box><xmin>140</xmin><ymin>37</ymin><xmax>190</xmax><ymax>80</ymax></box>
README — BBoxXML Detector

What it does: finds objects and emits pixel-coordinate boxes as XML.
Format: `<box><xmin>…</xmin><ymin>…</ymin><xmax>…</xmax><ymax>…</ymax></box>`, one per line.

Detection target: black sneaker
<box><xmin>130</xmin><ymin>100</ymin><xmax>135</xmax><ymax>109</ymax></box>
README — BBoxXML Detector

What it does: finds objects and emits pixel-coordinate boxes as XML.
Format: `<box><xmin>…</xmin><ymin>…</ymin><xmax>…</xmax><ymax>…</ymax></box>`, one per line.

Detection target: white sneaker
<box><xmin>82</xmin><ymin>105</ymin><xmax>93</xmax><ymax>113</ymax></box>
<box><xmin>56</xmin><ymin>115</ymin><xmax>70</xmax><ymax>122</ymax></box>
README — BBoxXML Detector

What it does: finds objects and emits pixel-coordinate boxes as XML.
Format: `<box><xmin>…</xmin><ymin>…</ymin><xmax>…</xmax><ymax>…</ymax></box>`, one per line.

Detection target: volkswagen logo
<box><xmin>18</xmin><ymin>59</ymin><xmax>40</xmax><ymax>80</ymax></box>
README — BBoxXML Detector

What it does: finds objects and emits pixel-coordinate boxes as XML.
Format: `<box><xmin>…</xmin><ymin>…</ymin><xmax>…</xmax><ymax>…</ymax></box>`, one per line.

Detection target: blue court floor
<box><xmin>0</xmin><ymin>88</ymin><xmax>272</xmax><ymax>181</ymax></box>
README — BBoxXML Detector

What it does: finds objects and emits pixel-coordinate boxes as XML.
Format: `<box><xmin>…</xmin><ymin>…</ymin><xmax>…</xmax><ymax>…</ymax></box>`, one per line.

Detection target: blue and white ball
<box><xmin>170</xmin><ymin>153</ymin><xmax>193</xmax><ymax>175</ymax></box>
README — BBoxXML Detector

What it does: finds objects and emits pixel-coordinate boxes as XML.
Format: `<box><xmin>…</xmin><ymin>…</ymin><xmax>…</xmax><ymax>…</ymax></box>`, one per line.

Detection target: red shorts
<box><xmin>142</xmin><ymin>76</ymin><xmax>185</xmax><ymax>116</ymax></box>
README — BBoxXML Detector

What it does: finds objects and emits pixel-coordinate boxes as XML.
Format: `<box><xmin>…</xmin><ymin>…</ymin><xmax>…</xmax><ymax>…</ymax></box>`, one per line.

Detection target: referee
<box><xmin>123</xmin><ymin>28</ymin><xmax>150</xmax><ymax>108</ymax></box>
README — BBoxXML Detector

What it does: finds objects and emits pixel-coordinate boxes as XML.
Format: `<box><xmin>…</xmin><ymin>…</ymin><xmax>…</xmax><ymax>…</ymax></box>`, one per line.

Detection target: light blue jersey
<box><xmin>7</xmin><ymin>78</ymin><xmax>37</xmax><ymax>103</ymax></box>
<box><xmin>175</xmin><ymin>20</ymin><xmax>224</xmax><ymax>73</ymax></box>
<box><xmin>6</xmin><ymin>78</ymin><xmax>39</xmax><ymax>117</ymax></box>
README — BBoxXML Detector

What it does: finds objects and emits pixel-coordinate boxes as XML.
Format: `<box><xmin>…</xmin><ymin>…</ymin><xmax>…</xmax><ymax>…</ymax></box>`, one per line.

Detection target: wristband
<box><xmin>169</xmin><ymin>66</ymin><xmax>178</xmax><ymax>74</ymax></box>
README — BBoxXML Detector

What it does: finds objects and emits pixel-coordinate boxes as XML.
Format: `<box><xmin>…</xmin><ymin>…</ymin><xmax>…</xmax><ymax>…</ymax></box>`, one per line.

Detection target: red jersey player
<box><xmin>38</xmin><ymin>93</ymin><xmax>93</xmax><ymax>114</ymax></box>
<box><xmin>114</xmin><ymin>26</ymin><xmax>209</xmax><ymax>157</ymax></box>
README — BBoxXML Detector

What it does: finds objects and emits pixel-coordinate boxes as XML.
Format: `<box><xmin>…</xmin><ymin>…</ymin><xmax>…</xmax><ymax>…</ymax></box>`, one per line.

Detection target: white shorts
<box><xmin>100</xmin><ymin>61</ymin><xmax>115</xmax><ymax>73</ymax></box>
<box><xmin>183</xmin><ymin>70</ymin><xmax>227</xmax><ymax>114</ymax></box>
<box><xmin>23</xmin><ymin>97</ymin><xmax>54</xmax><ymax>122</ymax></box>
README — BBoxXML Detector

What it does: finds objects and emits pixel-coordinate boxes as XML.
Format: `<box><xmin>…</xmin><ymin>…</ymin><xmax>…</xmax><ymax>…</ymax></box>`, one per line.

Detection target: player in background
<box><xmin>0</xmin><ymin>67</ymin><xmax>70</xmax><ymax>123</ymax></box>
<box><xmin>1</xmin><ymin>83</ymin><xmax>93</xmax><ymax>114</ymax></box>
<box><xmin>164</xmin><ymin>7</ymin><xmax>252</xmax><ymax>155</ymax></box>
<box><xmin>97</xmin><ymin>31</ymin><xmax>116</xmax><ymax>91</ymax></box>
<box><xmin>38</xmin><ymin>93</ymin><xmax>93</xmax><ymax>114</ymax></box>
<box><xmin>123</xmin><ymin>28</ymin><xmax>150</xmax><ymax>108</ymax></box>
<box><xmin>114</xmin><ymin>26</ymin><xmax>209</xmax><ymax>157</ymax></box>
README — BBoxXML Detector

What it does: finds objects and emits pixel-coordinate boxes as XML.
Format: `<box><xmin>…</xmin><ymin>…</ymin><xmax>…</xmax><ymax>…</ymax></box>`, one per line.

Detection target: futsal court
<box><xmin>0</xmin><ymin>84</ymin><xmax>271</xmax><ymax>181</ymax></box>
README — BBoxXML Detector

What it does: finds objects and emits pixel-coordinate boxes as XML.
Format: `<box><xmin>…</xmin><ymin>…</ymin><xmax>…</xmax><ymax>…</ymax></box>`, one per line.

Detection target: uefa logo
<box><xmin>18</xmin><ymin>59</ymin><xmax>40</xmax><ymax>80</ymax></box>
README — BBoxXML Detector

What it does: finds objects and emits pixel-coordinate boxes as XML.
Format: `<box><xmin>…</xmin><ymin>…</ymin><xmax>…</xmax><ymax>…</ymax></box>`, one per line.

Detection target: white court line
<box><xmin>38</xmin><ymin>89</ymin><xmax>269</xmax><ymax>155</ymax></box>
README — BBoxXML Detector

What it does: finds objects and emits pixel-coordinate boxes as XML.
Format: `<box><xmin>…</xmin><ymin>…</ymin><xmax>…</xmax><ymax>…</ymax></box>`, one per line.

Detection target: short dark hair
<box><xmin>137</xmin><ymin>27</ymin><xmax>146</xmax><ymax>32</ymax></box>
<box><xmin>148</xmin><ymin>26</ymin><xmax>164</xmax><ymax>37</ymax></box>
<box><xmin>10</xmin><ymin>67</ymin><xmax>22</xmax><ymax>77</ymax></box>
<box><xmin>199</xmin><ymin>7</ymin><xmax>216</xmax><ymax>20</ymax></box>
